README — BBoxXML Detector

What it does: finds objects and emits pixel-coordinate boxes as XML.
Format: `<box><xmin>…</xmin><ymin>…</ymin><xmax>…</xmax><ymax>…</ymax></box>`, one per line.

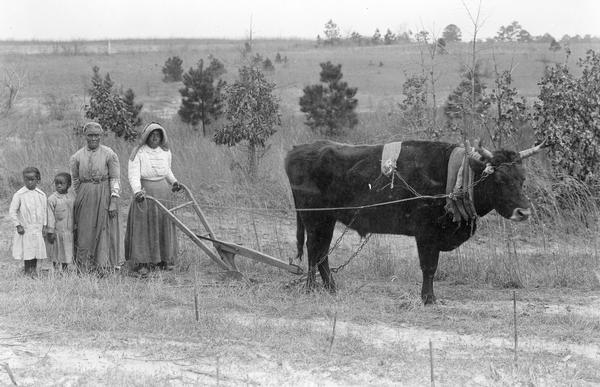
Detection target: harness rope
<box><xmin>148</xmin><ymin>162</ymin><xmax>504</xmax><ymax>281</ymax></box>
<box><xmin>289</xmin><ymin>161</ymin><xmax>501</xmax><ymax>280</ymax></box>
<box><xmin>143</xmin><ymin>161</ymin><xmax>523</xmax><ymax>216</ymax></box>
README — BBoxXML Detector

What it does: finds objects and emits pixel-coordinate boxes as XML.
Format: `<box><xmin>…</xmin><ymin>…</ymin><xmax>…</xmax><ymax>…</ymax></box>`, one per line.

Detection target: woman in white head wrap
<box><xmin>69</xmin><ymin>122</ymin><xmax>122</xmax><ymax>272</ymax></box>
<box><xmin>125</xmin><ymin>122</ymin><xmax>181</xmax><ymax>276</ymax></box>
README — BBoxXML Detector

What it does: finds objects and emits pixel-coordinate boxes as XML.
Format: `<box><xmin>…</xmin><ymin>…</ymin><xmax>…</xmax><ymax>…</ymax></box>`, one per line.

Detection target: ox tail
<box><xmin>295</xmin><ymin>210</ymin><xmax>305</xmax><ymax>262</ymax></box>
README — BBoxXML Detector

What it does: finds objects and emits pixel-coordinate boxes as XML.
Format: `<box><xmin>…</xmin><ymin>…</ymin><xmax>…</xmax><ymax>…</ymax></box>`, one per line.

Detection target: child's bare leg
<box><xmin>24</xmin><ymin>259</ymin><xmax>37</xmax><ymax>276</ymax></box>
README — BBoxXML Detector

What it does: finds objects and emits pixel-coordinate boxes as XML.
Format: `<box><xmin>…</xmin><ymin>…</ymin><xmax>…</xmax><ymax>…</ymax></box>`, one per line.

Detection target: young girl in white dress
<box><xmin>9</xmin><ymin>167</ymin><xmax>48</xmax><ymax>277</ymax></box>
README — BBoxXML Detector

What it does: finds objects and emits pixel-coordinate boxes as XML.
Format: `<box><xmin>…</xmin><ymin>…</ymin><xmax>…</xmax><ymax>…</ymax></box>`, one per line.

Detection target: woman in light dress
<box><xmin>125</xmin><ymin>122</ymin><xmax>181</xmax><ymax>276</ymax></box>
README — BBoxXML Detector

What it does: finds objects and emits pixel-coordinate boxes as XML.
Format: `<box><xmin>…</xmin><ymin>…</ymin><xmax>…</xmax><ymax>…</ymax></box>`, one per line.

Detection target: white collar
<box><xmin>17</xmin><ymin>186</ymin><xmax>44</xmax><ymax>195</ymax></box>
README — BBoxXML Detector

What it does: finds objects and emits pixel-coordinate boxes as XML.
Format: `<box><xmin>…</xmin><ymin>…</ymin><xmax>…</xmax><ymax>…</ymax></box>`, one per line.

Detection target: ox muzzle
<box><xmin>510</xmin><ymin>207</ymin><xmax>531</xmax><ymax>222</ymax></box>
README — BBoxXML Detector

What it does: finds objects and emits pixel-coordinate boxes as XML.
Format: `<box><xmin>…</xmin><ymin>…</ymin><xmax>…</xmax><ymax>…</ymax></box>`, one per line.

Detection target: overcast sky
<box><xmin>1</xmin><ymin>0</ymin><xmax>599</xmax><ymax>41</ymax></box>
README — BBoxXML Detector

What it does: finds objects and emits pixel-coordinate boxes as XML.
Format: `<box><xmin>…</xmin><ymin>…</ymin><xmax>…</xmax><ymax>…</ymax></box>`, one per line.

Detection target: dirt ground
<box><xmin>1</xmin><ymin>289</ymin><xmax>599</xmax><ymax>386</ymax></box>
<box><xmin>1</xmin><ymin>206</ymin><xmax>599</xmax><ymax>386</ymax></box>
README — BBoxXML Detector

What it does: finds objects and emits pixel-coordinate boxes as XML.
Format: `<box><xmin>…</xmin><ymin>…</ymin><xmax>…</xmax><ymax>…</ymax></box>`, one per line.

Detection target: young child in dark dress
<box><xmin>46</xmin><ymin>172</ymin><xmax>75</xmax><ymax>271</ymax></box>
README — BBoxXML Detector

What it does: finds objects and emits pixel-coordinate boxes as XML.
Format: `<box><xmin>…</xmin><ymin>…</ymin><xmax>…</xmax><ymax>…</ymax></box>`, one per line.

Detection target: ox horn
<box><xmin>519</xmin><ymin>139</ymin><xmax>548</xmax><ymax>159</ymax></box>
<box><xmin>476</xmin><ymin>139</ymin><xmax>494</xmax><ymax>160</ymax></box>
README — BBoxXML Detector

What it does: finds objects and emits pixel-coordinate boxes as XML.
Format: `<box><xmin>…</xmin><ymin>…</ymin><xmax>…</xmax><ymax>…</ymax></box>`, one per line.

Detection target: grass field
<box><xmin>0</xmin><ymin>39</ymin><xmax>599</xmax><ymax>385</ymax></box>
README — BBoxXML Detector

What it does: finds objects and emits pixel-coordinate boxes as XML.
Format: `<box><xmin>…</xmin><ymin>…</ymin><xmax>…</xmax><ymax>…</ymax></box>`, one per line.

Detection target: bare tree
<box><xmin>414</xmin><ymin>25</ymin><xmax>443</xmax><ymax>134</ymax></box>
<box><xmin>2</xmin><ymin>68</ymin><xmax>26</xmax><ymax>115</ymax></box>
<box><xmin>488</xmin><ymin>51</ymin><xmax>529</xmax><ymax>148</ymax></box>
<box><xmin>461</xmin><ymin>0</ymin><xmax>487</xmax><ymax>140</ymax></box>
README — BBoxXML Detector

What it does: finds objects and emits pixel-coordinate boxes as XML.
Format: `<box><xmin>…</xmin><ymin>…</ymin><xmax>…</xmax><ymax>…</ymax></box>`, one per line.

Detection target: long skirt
<box><xmin>73</xmin><ymin>181</ymin><xmax>121</xmax><ymax>270</ymax></box>
<box><xmin>125</xmin><ymin>179</ymin><xmax>178</xmax><ymax>266</ymax></box>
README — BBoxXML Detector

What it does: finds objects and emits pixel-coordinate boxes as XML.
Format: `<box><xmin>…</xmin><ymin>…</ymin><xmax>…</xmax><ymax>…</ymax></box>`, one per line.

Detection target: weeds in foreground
<box><xmin>0</xmin><ymin>257</ymin><xmax>598</xmax><ymax>385</ymax></box>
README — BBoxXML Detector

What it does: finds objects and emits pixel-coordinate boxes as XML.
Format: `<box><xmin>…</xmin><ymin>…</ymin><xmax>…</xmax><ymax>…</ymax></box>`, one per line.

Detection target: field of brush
<box><xmin>0</xmin><ymin>39</ymin><xmax>599</xmax><ymax>385</ymax></box>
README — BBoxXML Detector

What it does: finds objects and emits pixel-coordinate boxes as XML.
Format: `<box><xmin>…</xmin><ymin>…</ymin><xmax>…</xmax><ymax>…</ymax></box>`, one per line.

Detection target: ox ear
<box><xmin>468</xmin><ymin>157</ymin><xmax>486</xmax><ymax>176</ymax></box>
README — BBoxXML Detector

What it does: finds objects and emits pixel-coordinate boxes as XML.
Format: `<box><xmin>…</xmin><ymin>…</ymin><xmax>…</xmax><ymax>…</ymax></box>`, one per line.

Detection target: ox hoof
<box><xmin>304</xmin><ymin>280</ymin><xmax>316</xmax><ymax>293</ymax></box>
<box><xmin>422</xmin><ymin>295</ymin><xmax>436</xmax><ymax>305</ymax></box>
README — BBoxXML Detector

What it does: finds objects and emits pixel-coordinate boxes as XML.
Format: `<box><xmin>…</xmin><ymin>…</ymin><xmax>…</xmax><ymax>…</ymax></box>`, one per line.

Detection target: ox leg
<box><xmin>306</xmin><ymin>219</ymin><xmax>336</xmax><ymax>293</ymax></box>
<box><xmin>317</xmin><ymin>255</ymin><xmax>335</xmax><ymax>293</ymax></box>
<box><xmin>416</xmin><ymin>240</ymin><xmax>440</xmax><ymax>305</ymax></box>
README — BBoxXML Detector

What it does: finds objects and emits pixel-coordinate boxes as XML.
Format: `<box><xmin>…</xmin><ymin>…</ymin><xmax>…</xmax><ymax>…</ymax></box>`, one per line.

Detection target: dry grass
<box><xmin>1</xmin><ymin>38</ymin><xmax>599</xmax><ymax>291</ymax></box>
<box><xmin>0</xmin><ymin>39</ymin><xmax>599</xmax><ymax>385</ymax></box>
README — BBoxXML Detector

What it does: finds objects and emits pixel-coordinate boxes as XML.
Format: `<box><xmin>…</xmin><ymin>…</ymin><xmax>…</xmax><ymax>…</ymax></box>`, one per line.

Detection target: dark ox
<box><xmin>285</xmin><ymin>140</ymin><xmax>545</xmax><ymax>304</ymax></box>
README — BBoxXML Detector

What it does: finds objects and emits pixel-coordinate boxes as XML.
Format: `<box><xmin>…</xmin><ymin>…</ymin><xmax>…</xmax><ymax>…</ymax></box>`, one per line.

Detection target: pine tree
<box><xmin>323</xmin><ymin>19</ymin><xmax>341</xmax><ymax>45</ymax></box>
<box><xmin>372</xmin><ymin>29</ymin><xmax>382</xmax><ymax>45</ymax></box>
<box><xmin>178</xmin><ymin>58</ymin><xmax>226</xmax><ymax>136</ymax></box>
<box><xmin>122</xmin><ymin>88</ymin><xmax>143</xmax><ymax>127</ymax></box>
<box><xmin>251</xmin><ymin>53</ymin><xmax>264</xmax><ymax>67</ymax></box>
<box><xmin>299</xmin><ymin>61</ymin><xmax>358</xmax><ymax>136</ymax></box>
<box><xmin>384</xmin><ymin>29</ymin><xmax>396</xmax><ymax>45</ymax></box>
<box><xmin>443</xmin><ymin>64</ymin><xmax>490</xmax><ymax>134</ymax></box>
<box><xmin>85</xmin><ymin>66</ymin><xmax>142</xmax><ymax>141</ymax></box>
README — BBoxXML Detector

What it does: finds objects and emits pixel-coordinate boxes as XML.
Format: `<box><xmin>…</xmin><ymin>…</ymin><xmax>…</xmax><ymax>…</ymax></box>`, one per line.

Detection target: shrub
<box><xmin>162</xmin><ymin>56</ymin><xmax>183</xmax><ymax>82</ymax></box>
<box><xmin>436</xmin><ymin>38</ymin><xmax>447</xmax><ymax>55</ymax></box>
<box><xmin>1</xmin><ymin>68</ymin><xmax>25</xmax><ymax>115</ymax></box>
<box><xmin>214</xmin><ymin>66</ymin><xmax>281</xmax><ymax>180</ymax></box>
<box><xmin>44</xmin><ymin>93</ymin><xmax>72</xmax><ymax>121</ymax></box>
<box><xmin>533</xmin><ymin>49</ymin><xmax>600</xmax><ymax>183</ymax></box>
<box><xmin>262</xmin><ymin>58</ymin><xmax>275</xmax><ymax>72</ymax></box>
<box><xmin>549</xmin><ymin>39</ymin><xmax>561</xmax><ymax>52</ymax></box>
<box><xmin>323</xmin><ymin>19</ymin><xmax>341</xmax><ymax>45</ymax></box>
<box><xmin>384</xmin><ymin>29</ymin><xmax>396</xmax><ymax>45</ymax></box>
<box><xmin>398</xmin><ymin>74</ymin><xmax>429</xmax><ymax>133</ymax></box>
<box><xmin>242</xmin><ymin>41</ymin><xmax>252</xmax><ymax>57</ymax></box>
<box><xmin>487</xmin><ymin>70</ymin><xmax>529</xmax><ymax>147</ymax></box>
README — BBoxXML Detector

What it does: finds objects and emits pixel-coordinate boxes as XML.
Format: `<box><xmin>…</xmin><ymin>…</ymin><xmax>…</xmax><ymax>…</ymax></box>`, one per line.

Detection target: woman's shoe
<box><xmin>157</xmin><ymin>261</ymin><xmax>174</xmax><ymax>271</ymax></box>
<box><xmin>138</xmin><ymin>266</ymin><xmax>150</xmax><ymax>277</ymax></box>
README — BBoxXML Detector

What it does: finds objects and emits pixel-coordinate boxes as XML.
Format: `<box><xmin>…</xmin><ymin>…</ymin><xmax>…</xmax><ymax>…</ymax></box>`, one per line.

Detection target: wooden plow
<box><xmin>146</xmin><ymin>183</ymin><xmax>303</xmax><ymax>277</ymax></box>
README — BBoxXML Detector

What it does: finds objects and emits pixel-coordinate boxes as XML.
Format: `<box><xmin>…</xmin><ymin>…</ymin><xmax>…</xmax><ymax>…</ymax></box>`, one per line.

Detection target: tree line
<box><xmin>316</xmin><ymin>19</ymin><xmax>600</xmax><ymax>49</ymax></box>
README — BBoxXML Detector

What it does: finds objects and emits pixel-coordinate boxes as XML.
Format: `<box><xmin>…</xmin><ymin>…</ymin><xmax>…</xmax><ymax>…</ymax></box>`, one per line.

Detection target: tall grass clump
<box><xmin>0</xmin><ymin>111</ymin><xmax>299</xmax><ymax>208</ymax></box>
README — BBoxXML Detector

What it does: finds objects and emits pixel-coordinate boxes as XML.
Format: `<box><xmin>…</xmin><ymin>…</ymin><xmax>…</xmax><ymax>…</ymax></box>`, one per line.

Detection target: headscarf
<box><xmin>83</xmin><ymin>122</ymin><xmax>103</xmax><ymax>135</ymax></box>
<box><xmin>129</xmin><ymin>122</ymin><xmax>170</xmax><ymax>161</ymax></box>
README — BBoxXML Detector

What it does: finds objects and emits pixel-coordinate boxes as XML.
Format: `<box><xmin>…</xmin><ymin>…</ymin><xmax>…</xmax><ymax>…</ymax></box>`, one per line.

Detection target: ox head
<box><xmin>467</xmin><ymin>140</ymin><xmax>547</xmax><ymax>222</ymax></box>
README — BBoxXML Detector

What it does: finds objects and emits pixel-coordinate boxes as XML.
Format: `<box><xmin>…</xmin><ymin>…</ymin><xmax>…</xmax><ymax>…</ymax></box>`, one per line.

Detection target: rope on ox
<box><xmin>153</xmin><ymin>162</ymin><xmax>497</xmax><ymax>216</ymax></box>
<box><xmin>289</xmin><ymin>139</ymin><xmax>548</xmax><ymax>283</ymax></box>
<box><xmin>295</xmin><ymin>168</ymin><xmax>492</xmax><ymax>212</ymax></box>
<box><xmin>291</xmin><ymin>162</ymin><xmax>498</xmax><ymax>284</ymax></box>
